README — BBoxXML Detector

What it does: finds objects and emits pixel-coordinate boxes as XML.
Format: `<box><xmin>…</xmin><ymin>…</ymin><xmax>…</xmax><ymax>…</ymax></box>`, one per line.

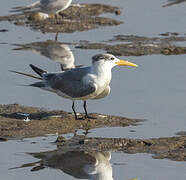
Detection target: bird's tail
<box><xmin>30</xmin><ymin>81</ymin><xmax>46</xmax><ymax>88</ymax></box>
<box><xmin>9</xmin><ymin>70</ymin><xmax>42</xmax><ymax>80</ymax></box>
<box><xmin>30</xmin><ymin>64</ymin><xmax>46</xmax><ymax>77</ymax></box>
<box><xmin>10</xmin><ymin>64</ymin><xmax>46</xmax><ymax>80</ymax></box>
<box><xmin>10</xmin><ymin>1</ymin><xmax>40</xmax><ymax>12</ymax></box>
<box><xmin>10</xmin><ymin>66</ymin><xmax>46</xmax><ymax>88</ymax></box>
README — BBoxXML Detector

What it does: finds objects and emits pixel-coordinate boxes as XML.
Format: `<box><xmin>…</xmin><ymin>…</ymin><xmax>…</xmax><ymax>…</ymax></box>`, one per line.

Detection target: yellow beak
<box><xmin>115</xmin><ymin>60</ymin><xmax>138</xmax><ymax>67</ymax></box>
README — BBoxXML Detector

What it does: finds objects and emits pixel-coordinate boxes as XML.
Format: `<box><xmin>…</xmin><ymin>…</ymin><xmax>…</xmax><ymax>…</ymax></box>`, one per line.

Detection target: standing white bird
<box><xmin>11</xmin><ymin>0</ymin><xmax>72</xmax><ymax>15</ymax></box>
<box><xmin>10</xmin><ymin>53</ymin><xmax>138</xmax><ymax>120</ymax></box>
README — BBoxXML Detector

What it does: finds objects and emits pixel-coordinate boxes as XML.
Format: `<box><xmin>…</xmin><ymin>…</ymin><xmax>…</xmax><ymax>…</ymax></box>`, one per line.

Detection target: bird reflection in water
<box><xmin>13</xmin><ymin>149</ymin><xmax>114</xmax><ymax>180</ymax></box>
<box><xmin>13</xmin><ymin>40</ymin><xmax>76</xmax><ymax>71</ymax></box>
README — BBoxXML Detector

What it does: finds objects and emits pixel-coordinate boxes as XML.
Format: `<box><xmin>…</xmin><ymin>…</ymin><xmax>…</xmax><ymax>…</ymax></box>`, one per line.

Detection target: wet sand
<box><xmin>0</xmin><ymin>104</ymin><xmax>141</xmax><ymax>139</ymax></box>
<box><xmin>0</xmin><ymin>104</ymin><xmax>185</xmax><ymax>162</ymax></box>
<box><xmin>0</xmin><ymin>4</ymin><xmax>122</xmax><ymax>33</ymax></box>
<box><xmin>55</xmin><ymin>134</ymin><xmax>186</xmax><ymax>162</ymax></box>
<box><xmin>76</xmin><ymin>34</ymin><xmax>186</xmax><ymax>56</ymax></box>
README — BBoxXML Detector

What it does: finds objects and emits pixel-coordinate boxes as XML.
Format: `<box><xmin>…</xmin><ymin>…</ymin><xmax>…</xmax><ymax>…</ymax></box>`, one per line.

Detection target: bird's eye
<box><xmin>111</xmin><ymin>57</ymin><xmax>114</xmax><ymax>60</ymax></box>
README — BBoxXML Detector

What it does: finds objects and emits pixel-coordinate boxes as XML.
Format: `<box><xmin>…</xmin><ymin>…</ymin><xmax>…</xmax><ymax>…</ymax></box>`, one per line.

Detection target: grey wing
<box><xmin>44</xmin><ymin>68</ymin><xmax>96</xmax><ymax>98</ymax></box>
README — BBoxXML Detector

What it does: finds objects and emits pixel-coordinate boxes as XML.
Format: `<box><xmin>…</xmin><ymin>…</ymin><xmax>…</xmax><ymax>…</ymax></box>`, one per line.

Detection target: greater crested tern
<box><xmin>11</xmin><ymin>0</ymin><xmax>72</xmax><ymax>15</ymax></box>
<box><xmin>11</xmin><ymin>53</ymin><xmax>138</xmax><ymax>120</ymax></box>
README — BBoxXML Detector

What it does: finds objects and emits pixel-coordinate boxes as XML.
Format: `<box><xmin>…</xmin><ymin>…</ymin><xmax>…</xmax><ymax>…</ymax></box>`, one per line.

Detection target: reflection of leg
<box><xmin>73</xmin><ymin>129</ymin><xmax>78</xmax><ymax>137</ymax></box>
<box><xmin>72</xmin><ymin>101</ymin><xmax>78</xmax><ymax>120</ymax></box>
<box><xmin>83</xmin><ymin>128</ymin><xmax>90</xmax><ymax>136</ymax></box>
<box><xmin>83</xmin><ymin>101</ymin><xmax>95</xmax><ymax>119</ymax></box>
<box><xmin>55</xmin><ymin>32</ymin><xmax>59</xmax><ymax>41</ymax></box>
<box><xmin>54</xmin><ymin>14</ymin><xmax>58</xmax><ymax>23</ymax></box>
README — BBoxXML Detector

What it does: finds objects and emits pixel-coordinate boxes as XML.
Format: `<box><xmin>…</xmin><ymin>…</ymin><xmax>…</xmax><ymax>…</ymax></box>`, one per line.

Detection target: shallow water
<box><xmin>0</xmin><ymin>0</ymin><xmax>186</xmax><ymax>179</ymax></box>
<box><xmin>0</xmin><ymin>0</ymin><xmax>186</xmax><ymax>138</ymax></box>
<box><xmin>1</xmin><ymin>136</ymin><xmax>186</xmax><ymax>180</ymax></box>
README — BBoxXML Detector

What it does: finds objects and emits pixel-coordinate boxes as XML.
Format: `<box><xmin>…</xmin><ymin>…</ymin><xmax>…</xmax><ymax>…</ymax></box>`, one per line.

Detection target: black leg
<box><xmin>72</xmin><ymin>101</ymin><xmax>78</xmax><ymax>120</ymax></box>
<box><xmin>83</xmin><ymin>101</ymin><xmax>95</xmax><ymax>119</ymax></box>
<box><xmin>83</xmin><ymin>101</ymin><xmax>88</xmax><ymax>118</ymax></box>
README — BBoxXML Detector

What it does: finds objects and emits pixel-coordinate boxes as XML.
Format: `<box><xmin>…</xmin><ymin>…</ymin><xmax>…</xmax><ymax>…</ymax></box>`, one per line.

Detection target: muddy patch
<box><xmin>76</xmin><ymin>34</ymin><xmax>186</xmax><ymax>56</ymax></box>
<box><xmin>10</xmin><ymin>134</ymin><xmax>186</xmax><ymax>173</ymax></box>
<box><xmin>0</xmin><ymin>104</ymin><xmax>141</xmax><ymax>139</ymax></box>
<box><xmin>12</xmin><ymin>35</ymin><xmax>186</xmax><ymax>57</ymax></box>
<box><xmin>0</xmin><ymin>4</ymin><xmax>122</xmax><ymax>33</ymax></box>
<box><xmin>1</xmin><ymin>104</ymin><xmax>185</xmax><ymax>162</ymax></box>
<box><xmin>176</xmin><ymin>131</ymin><xmax>186</xmax><ymax>136</ymax></box>
<box><xmin>54</xmin><ymin>134</ymin><xmax>186</xmax><ymax>162</ymax></box>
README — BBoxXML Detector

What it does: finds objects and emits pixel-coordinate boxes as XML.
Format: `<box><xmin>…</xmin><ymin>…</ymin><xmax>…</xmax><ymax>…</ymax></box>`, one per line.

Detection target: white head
<box><xmin>92</xmin><ymin>53</ymin><xmax>138</xmax><ymax>69</ymax></box>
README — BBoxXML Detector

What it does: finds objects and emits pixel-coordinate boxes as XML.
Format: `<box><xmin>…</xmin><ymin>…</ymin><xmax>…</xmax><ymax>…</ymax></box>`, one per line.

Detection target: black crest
<box><xmin>92</xmin><ymin>54</ymin><xmax>114</xmax><ymax>63</ymax></box>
